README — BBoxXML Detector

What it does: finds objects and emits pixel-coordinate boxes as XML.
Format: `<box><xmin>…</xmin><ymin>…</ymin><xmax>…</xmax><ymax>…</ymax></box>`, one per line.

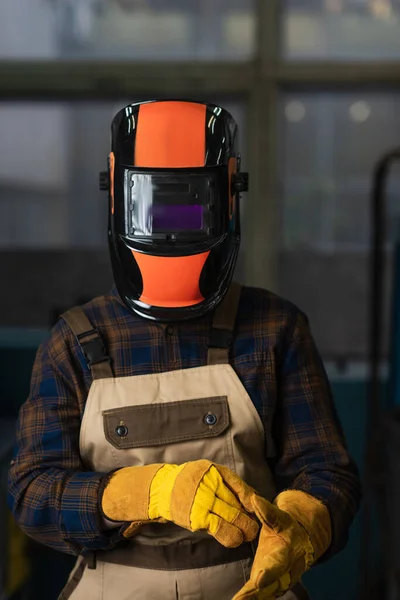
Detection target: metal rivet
<box><xmin>116</xmin><ymin>425</ymin><xmax>128</xmax><ymax>437</ymax></box>
<box><xmin>204</xmin><ymin>413</ymin><xmax>217</xmax><ymax>426</ymax></box>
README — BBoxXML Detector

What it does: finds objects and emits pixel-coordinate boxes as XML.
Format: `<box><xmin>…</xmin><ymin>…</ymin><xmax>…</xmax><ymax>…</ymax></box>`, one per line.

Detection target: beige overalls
<box><xmin>58</xmin><ymin>284</ymin><xmax>309</xmax><ymax>600</ymax></box>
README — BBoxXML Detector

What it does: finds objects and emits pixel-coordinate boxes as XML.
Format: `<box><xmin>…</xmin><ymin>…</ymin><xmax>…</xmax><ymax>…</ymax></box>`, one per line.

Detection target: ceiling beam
<box><xmin>277</xmin><ymin>61</ymin><xmax>400</xmax><ymax>86</ymax></box>
<box><xmin>0</xmin><ymin>61</ymin><xmax>255</xmax><ymax>100</ymax></box>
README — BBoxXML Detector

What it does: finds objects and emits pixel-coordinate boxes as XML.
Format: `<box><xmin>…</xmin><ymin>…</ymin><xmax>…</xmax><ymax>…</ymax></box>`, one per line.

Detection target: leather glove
<box><xmin>217</xmin><ymin>467</ymin><xmax>332</xmax><ymax>600</ymax></box>
<box><xmin>101</xmin><ymin>459</ymin><xmax>259</xmax><ymax>547</ymax></box>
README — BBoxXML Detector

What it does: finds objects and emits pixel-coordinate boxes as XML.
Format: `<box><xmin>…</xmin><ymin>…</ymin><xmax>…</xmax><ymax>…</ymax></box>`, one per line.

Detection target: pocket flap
<box><xmin>103</xmin><ymin>396</ymin><xmax>230</xmax><ymax>449</ymax></box>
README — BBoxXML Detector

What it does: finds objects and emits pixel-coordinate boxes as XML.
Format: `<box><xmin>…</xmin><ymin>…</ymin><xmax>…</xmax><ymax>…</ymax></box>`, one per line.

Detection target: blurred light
<box><xmin>325</xmin><ymin>0</ymin><xmax>343</xmax><ymax>14</ymax></box>
<box><xmin>285</xmin><ymin>101</ymin><xmax>306</xmax><ymax>123</ymax></box>
<box><xmin>349</xmin><ymin>101</ymin><xmax>371</xmax><ymax>122</ymax></box>
<box><xmin>369</xmin><ymin>0</ymin><xmax>394</xmax><ymax>21</ymax></box>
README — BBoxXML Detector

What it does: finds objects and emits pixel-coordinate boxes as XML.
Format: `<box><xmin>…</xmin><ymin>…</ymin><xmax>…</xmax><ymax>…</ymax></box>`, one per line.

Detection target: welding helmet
<box><xmin>100</xmin><ymin>99</ymin><xmax>249</xmax><ymax>322</ymax></box>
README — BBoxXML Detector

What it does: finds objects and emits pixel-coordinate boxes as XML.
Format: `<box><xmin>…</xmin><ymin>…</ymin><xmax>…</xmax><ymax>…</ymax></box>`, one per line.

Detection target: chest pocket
<box><xmin>100</xmin><ymin>392</ymin><xmax>235</xmax><ymax>471</ymax></box>
<box><xmin>104</xmin><ymin>396</ymin><xmax>229</xmax><ymax>449</ymax></box>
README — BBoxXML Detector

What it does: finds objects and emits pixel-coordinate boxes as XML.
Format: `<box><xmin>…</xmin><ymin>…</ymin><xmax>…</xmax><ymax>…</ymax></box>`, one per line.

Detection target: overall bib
<box><xmin>58</xmin><ymin>284</ymin><xmax>309</xmax><ymax>600</ymax></box>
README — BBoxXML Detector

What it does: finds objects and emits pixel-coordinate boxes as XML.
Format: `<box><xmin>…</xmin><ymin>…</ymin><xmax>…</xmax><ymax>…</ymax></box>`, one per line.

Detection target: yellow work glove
<box><xmin>217</xmin><ymin>467</ymin><xmax>332</xmax><ymax>600</ymax></box>
<box><xmin>101</xmin><ymin>460</ymin><xmax>259</xmax><ymax>547</ymax></box>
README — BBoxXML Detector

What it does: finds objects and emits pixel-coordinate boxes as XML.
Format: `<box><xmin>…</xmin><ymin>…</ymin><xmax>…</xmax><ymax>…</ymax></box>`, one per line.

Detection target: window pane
<box><xmin>282</xmin><ymin>0</ymin><xmax>400</xmax><ymax>60</ymax></box>
<box><xmin>0</xmin><ymin>105</ymin><xmax>70</xmax><ymax>247</ymax></box>
<box><xmin>279</xmin><ymin>90</ymin><xmax>400</xmax><ymax>360</ymax></box>
<box><xmin>0</xmin><ymin>0</ymin><xmax>255</xmax><ymax>61</ymax></box>
<box><xmin>281</xmin><ymin>91</ymin><xmax>400</xmax><ymax>251</ymax></box>
<box><xmin>0</xmin><ymin>99</ymin><xmax>247</xmax><ymax>249</ymax></box>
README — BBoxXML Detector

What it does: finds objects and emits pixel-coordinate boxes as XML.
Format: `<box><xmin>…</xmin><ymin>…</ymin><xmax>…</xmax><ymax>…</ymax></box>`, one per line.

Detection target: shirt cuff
<box><xmin>60</xmin><ymin>471</ymin><xmax>125</xmax><ymax>551</ymax></box>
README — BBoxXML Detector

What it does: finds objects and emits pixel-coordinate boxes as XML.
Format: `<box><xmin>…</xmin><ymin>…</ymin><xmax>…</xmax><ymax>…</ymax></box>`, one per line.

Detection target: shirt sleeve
<box><xmin>274</xmin><ymin>310</ymin><xmax>362</xmax><ymax>559</ymax></box>
<box><xmin>7</xmin><ymin>326</ymin><xmax>125</xmax><ymax>555</ymax></box>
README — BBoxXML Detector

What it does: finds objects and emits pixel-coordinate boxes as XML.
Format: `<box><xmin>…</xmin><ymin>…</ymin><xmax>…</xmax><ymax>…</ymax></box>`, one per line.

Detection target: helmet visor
<box><xmin>118</xmin><ymin>165</ymin><xmax>229</xmax><ymax>243</ymax></box>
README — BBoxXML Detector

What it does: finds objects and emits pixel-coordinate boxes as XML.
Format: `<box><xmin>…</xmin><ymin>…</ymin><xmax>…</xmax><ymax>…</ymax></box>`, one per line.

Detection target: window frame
<box><xmin>1</xmin><ymin>0</ymin><xmax>400</xmax><ymax>290</ymax></box>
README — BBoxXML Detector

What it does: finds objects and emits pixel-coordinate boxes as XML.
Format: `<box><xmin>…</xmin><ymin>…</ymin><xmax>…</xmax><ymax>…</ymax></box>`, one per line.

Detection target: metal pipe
<box><xmin>361</xmin><ymin>148</ymin><xmax>400</xmax><ymax>599</ymax></box>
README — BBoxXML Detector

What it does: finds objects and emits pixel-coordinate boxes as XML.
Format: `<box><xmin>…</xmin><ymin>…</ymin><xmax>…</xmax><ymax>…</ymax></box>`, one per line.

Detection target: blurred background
<box><xmin>1</xmin><ymin>0</ymin><xmax>400</xmax><ymax>599</ymax></box>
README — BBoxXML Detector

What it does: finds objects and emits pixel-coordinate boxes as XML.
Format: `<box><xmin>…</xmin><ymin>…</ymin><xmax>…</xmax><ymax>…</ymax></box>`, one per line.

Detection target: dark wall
<box><xmin>1</xmin><ymin>249</ymin><xmax>391</xmax><ymax>359</ymax></box>
<box><xmin>1</xmin><ymin>250</ymin><xmax>113</xmax><ymax>327</ymax></box>
<box><xmin>280</xmin><ymin>250</ymin><xmax>392</xmax><ymax>359</ymax></box>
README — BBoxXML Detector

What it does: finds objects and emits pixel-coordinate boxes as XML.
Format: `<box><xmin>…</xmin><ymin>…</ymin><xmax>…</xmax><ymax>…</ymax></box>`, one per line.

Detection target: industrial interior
<box><xmin>1</xmin><ymin>1</ymin><xmax>400</xmax><ymax>599</ymax></box>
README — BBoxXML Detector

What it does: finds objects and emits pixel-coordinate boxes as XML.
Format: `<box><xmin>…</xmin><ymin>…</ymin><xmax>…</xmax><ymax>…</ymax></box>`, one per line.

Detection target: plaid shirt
<box><xmin>8</xmin><ymin>285</ymin><xmax>361</xmax><ymax>559</ymax></box>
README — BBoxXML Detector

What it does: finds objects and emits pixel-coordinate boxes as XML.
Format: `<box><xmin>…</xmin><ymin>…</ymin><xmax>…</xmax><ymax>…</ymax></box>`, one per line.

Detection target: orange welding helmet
<box><xmin>100</xmin><ymin>99</ymin><xmax>249</xmax><ymax>322</ymax></box>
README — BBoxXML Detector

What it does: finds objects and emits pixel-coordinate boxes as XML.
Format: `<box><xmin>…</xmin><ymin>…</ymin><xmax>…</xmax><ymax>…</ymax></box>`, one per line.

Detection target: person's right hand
<box><xmin>101</xmin><ymin>459</ymin><xmax>259</xmax><ymax>546</ymax></box>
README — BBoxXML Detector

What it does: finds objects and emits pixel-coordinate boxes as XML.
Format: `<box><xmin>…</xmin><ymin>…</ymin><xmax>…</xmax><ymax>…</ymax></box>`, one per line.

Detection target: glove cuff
<box><xmin>101</xmin><ymin>464</ymin><xmax>164</xmax><ymax>522</ymax></box>
<box><xmin>274</xmin><ymin>490</ymin><xmax>332</xmax><ymax>562</ymax></box>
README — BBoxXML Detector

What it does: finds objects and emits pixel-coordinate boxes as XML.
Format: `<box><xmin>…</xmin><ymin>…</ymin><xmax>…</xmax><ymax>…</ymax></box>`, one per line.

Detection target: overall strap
<box><xmin>207</xmin><ymin>282</ymin><xmax>242</xmax><ymax>366</ymax></box>
<box><xmin>61</xmin><ymin>306</ymin><xmax>114</xmax><ymax>380</ymax></box>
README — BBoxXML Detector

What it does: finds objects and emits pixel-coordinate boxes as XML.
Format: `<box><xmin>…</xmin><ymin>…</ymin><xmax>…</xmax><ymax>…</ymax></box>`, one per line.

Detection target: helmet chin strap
<box><xmin>132</xmin><ymin>251</ymin><xmax>210</xmax><ymax>308</ymax></box>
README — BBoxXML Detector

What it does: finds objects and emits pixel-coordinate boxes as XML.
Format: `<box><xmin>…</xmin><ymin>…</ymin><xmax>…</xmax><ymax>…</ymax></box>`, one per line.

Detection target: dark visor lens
<box><xmin>120</xmin><ymin>166</ymin><xmax>229</xmax><ymax>240</ymax></box>
<box><xmin>152</xmin><ymin>204</ymin><xmax>203</xmax><ymax>231</ymax></box>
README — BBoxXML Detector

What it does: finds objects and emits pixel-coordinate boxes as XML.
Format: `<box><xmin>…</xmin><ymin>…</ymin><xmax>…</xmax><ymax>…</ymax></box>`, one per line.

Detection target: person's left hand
<box><xmin>231</xmin><ymin>494</ymin><xmax>314</xmax><ymax>599</ymax></box>
<box><xmin>215</xmin><ymin>466</ymin><xmax>332</xmax><ymax>600</ymax></box>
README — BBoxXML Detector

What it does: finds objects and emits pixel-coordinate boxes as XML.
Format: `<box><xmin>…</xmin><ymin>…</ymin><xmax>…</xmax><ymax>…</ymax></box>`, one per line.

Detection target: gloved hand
<box><xmin>217</xmin><ymin>467</ymin><xmax>332</xmax><ymax>600</ymax></box>
<box><xmin>101</xmin><ymin>459</ymin><xmax>259</xmax><ymax>547</ymax></box>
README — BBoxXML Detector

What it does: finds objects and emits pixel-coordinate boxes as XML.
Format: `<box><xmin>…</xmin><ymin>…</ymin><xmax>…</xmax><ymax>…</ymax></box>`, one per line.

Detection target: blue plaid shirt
<box><xmin>8</xmin><ymin>285</ymin><xmax>361</xmax><ymax>559</ymax></box>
